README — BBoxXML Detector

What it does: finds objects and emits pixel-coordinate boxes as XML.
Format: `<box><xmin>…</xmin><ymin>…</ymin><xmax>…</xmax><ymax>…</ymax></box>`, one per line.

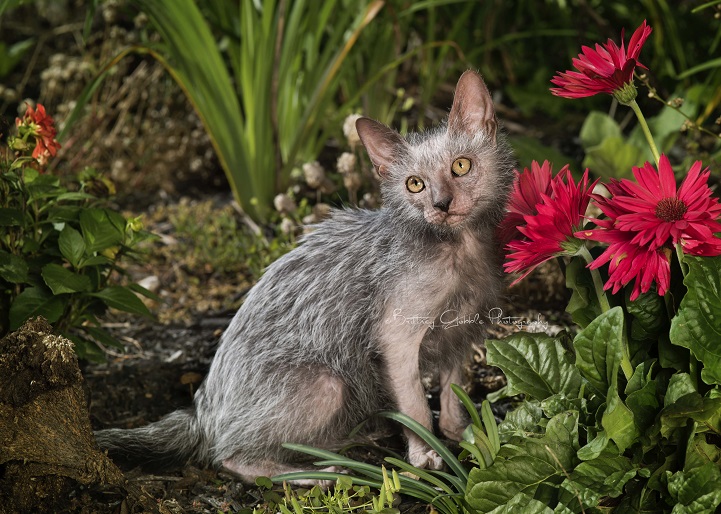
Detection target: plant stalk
<box><xmin>578</xmin><ymin>246</ymin><xmax>611</xmax><ymax>313</ymax></box>
<box><xmin>628</xmin><ymin>99</ymin><xmax>660</xmax><ymax>165</ymax></box>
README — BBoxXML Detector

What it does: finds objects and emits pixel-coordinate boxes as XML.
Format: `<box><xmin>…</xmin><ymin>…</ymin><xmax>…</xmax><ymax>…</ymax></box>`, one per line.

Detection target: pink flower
<box><xmin>551</xmin><ymin>20</ymin><xmax>652</xmax><ymax>101</ymax></box>
<box><xmin>504</xmin><ymin>165</ymin><xmax>597</xmax><ymax>285</ymax></box>
<box><xmin>578</xmin><ymin>155</ymin><xmax>721</xmax><ymax>299</ymax></box>
<box><xmin>498</xmin><ymin>160</ymin><xmax>554</xmax><ymax>245</ymax></box>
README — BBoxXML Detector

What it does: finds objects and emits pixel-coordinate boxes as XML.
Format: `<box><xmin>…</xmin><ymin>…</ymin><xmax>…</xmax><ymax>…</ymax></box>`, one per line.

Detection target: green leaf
<box><xmin>576</xmin><ymin>431</ymin><xmax>610</xmax><ymax>461</ymax></box>
<box><xmin>626</xmin><ymin>289</ymin><xmax>666</xmax><ymax>345</ymax></box>
<box><xmin>0</xmin><ymin>207</ymin><xmax>23</xmax><ymax>226</ymax></box>
<box><xmin>558</xmin><ymin>452</ymin><xmax>637</xmax><ymax>508</ymax></box>
<box><xmin>58</xmin><ymin>225</ymin><xmax>86</xmax><ymax>268</ymax></box>
<box><xmin>572</xmin><ymin>307</ymin><xmax>625</xmax><ymax>397</ymax></box>
<box><xmin>79</xmin><ymin>208</ymin><xmax>125</xmax><ymax>253</ymax></box>
<box><xmin>582</xmin><ymin>136</ymin><xmax>647</xmax><ymax>180</ymax></box>
<box><xmin>498</xmin><ymin>401</ymin><xmax>544</xmax><ymax>440</ymax></box>
<box><xmin>667</xmin><ymin>463</ymin><xmax>721</xmax><ymax>513</ymax></box>
<box><xmin>670</xmin><ymin>256</ymin><xmax>721</xmax><ymax>386</ymax></box>
<box><xmin>625</xmin><ymin>378</ymin><xmax>659</xmax><ymax>434</ymax></box>
<box><xmin>467</xmin><ymin>412</ymin><xmax>579</xmax><ymax>512</ymax></box>
<box><xmin>89</xmin><ymin>286</ymin><xmax>152</xmax><ymax>317</ymax></box>
<box><xmin>8</xmin><ymin>286</ymin><xmax>65</xmax><ymax>330</ymax></box>
<box><xmin>564</xmin><ymin>257</ymin><xmax>601</xmax><ymax>328</ymax></box>
<box><xmin>660</xmin><ymin>393</ymin><xmax>721</xmax><ymax>438</ymax></box>
<box><xmin>41</xmin><ymin>263</ymin><xmax>92</xmax><ymax>295</ymax></box>
<box><xmin>601</xmin><ymin>387</ymin><xmax>640</xmax><ymax>453</ymax></box>
<box><xmin>579</xmin><ymin>111</ymin><xmax>622</xmax><ymax>150</ymax></box>
<box><xmin>486</xmin><ymin>333</ymin><xmax>581</xmax><ymax>401</ymax></box>
<box><xmin>508</xmin><ymin>135</ymin><xmax>573</xmax><ymax>172</ymax></box>
<box><xmin>0</xmin><ymin>250</ymin><xmax>28</xmax><ymax>283</ymax></box>
<box><xmin>487</xmin><ymin>494</ymin><xmax>553</xmax><ymax>514</ymax></box>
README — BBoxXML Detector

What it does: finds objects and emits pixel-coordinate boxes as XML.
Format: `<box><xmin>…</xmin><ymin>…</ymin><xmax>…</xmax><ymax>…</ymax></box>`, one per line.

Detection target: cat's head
<box><xmin>356</xmin><ymin>70</ymin><xmax>515</xmax><ymax>234</ymax></box>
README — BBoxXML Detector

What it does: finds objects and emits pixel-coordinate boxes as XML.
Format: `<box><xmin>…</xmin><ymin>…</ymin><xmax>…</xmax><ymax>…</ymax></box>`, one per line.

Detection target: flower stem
<box><xmin>578</xmin><ymin>246</ymin><xmax>612</xmax><ymax>313</ymax></box>
<box><xmin>628</xmin><ymin>99</ymin><xmax>660</xmax><ymax>165</ymax></box>
<box><xmin>577</xmin><ymin>246</ymin><xmax>632</xmax><ymax>380</ymax></box>
<box><xmin>675</xmin><ymin>242</ymin><xmax>688</xmax><ymax>278</ymax></box>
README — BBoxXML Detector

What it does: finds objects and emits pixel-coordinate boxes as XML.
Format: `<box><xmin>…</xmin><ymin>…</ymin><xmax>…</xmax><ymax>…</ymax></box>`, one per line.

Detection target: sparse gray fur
<box><xmin>95</xmin><ymin>70</ymin><xmax>516</xmax><ymax>482</ymax></box>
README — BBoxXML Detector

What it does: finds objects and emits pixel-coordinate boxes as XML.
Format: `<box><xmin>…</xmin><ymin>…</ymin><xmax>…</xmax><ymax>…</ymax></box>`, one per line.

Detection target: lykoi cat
<box><xmin>95</xmin><ymin>70</ymin><xmax>516</xmax><ymax>483</ymax></box>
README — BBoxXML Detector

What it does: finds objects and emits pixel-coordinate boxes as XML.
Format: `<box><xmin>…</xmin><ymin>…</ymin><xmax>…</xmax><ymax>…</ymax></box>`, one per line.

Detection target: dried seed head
<box><xmin>343</xmin><ymin>114</ymin><xmax>363</xmax><ymax>148</ymax></box>
<box><xmin>302</xmin><ymin>161</ymin><xmax>326</xmax><ymax>189</ymax></box>
<box><xmin>273</xmin><ymin>193</ymin><xmax>297</xmax><ymax>214</ymax></box>
<box><xmin>279</xmin><ymin>217</ymin><xmax>295</xmax><ymax>235</ymax></box>
<box><xmin>336</xmin><ymin>152</ymin><xmax>357</xmax><ymax>175</ymax></box>
<box><xmin>343</xmin><ymin>172</ymin><xmax>362</xmax><ymax>191</ymax></box>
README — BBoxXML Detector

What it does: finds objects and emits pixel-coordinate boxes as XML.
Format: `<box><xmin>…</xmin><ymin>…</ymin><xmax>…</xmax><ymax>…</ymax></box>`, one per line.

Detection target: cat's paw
<box><xmin>408</xmin><ymin>447</ymin><xmax>444</xmax><ymax>470</ymax></box>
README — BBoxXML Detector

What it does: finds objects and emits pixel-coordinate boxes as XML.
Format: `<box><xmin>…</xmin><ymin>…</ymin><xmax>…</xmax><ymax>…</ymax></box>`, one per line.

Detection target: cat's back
<box><xmin>217</xmin><ymin>206</ymin><xmax>402</xmax><ymax>359</ymax></box>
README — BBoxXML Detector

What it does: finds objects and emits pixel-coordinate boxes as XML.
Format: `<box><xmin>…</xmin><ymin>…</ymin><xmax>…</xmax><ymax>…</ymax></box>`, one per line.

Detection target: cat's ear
<box><xmin>355</xmin><ymin>117</ymin><xmax>407</xmax><ymax>178</ymax></box>
<box><xmin>447</xmin><ymin>70</ymin><xmax>497</xmax><ymax>144</ymax></box>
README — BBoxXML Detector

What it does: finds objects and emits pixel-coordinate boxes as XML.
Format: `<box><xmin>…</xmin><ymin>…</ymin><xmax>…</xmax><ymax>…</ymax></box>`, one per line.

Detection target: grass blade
<box><xmin>376</xmin><ymin>411</ymin><xmax>469</xmax><ymax>482</ymax></box>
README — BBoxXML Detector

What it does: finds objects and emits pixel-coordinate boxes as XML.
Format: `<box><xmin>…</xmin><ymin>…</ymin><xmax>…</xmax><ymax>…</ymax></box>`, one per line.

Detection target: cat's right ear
<box><xmin>355</xmin><ymin>117</ymin><xmax>407</xmax><ymax>178</ymax></box>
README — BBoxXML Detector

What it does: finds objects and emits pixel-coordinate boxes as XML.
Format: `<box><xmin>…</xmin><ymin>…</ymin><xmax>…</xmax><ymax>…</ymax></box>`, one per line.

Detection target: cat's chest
<box><xmin>388</xmin><ymin>230</ymin><xmax>497</xmax><ymax>320</ymax></box>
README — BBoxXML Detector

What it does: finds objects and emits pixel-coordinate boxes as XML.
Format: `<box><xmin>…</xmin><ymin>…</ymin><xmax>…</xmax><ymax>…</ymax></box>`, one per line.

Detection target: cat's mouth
<box><xmin>425</xmin><ymin>211</ymin><xmax>468</xmax><ymax>227</ymax></box>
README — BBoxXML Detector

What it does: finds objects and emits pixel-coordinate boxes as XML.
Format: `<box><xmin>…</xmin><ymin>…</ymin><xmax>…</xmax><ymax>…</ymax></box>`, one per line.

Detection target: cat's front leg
<box><xmin>380</xmin><ymin>321</ymin><xmax>443</xmax><ymax>470</ymax></box>
<box><xmin>438</xmin><ymin>364</ymin><xmax>468</xmax><ymax>441</ymax></box>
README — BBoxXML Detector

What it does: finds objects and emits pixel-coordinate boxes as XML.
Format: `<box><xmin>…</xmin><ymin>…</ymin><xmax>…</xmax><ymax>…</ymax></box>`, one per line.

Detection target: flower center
<box><xmin>655</xmin><ymin>197</ymin><xmax>687</xmax><ymax>222</ymax></box>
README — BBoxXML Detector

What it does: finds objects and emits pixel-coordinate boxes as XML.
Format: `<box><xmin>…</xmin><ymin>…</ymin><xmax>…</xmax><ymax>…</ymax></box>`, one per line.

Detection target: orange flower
<box><xmin>16</xmin><ymin>103</ymin><xmax>62</xmax><ymax>165</ymax></box>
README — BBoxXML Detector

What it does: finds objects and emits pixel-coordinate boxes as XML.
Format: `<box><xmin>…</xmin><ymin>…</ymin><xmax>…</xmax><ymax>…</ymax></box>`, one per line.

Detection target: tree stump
<box><xmin>0</xmin><ymin>317</ymin><xmax>159</xmax><ymax>513</ymax></box>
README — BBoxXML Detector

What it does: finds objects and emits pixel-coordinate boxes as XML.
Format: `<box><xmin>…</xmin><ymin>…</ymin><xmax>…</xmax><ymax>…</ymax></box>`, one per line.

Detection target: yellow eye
<box><xmin>451</xmin><ymin>158</ymin><xmax>472</xmax><ymax>176</ymax></box>
<box><xmin>406</xmin><ymin>176</ymin><xmax>425</xmax><ymax>193</ymax></box>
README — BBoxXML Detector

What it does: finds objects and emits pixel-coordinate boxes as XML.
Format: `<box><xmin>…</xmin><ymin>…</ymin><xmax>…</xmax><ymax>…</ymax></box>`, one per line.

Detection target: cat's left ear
<box><xmin>447</xmin><ymin>70</ymin><xmax>497</xmax><ymax>144</ymax></box>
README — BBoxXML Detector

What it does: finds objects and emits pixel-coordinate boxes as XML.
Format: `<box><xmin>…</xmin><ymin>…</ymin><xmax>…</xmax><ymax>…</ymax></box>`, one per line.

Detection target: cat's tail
<box><xmin>95</xmin><ymin>408</ymin><xmax>206</xmax><ymax>470</ymax></box>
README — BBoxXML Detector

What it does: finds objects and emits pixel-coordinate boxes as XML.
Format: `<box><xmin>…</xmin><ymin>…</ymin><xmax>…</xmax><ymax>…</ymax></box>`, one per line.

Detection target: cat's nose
<box><xmin>433</xmin><ymin>197</ymin><xmax>452</xmax><ymax>213</ymax></box>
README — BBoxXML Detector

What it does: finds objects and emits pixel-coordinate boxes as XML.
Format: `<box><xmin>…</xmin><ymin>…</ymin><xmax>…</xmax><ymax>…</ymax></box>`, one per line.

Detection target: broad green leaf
<box><xmin>498</xmin><ymin>401</ymin><xmax>544</xmax><ymax>441</ymax></box>
<box><xmin>558</xmin><ymin>452</ymin><xmax>637</xmax><ymax>508</ymax></box>
<box><xmin>540</xmin><ymin>395</ymin><xmax>585</xmax><ymax>419</ymax></box>
<box><xmin>508</xmin><ymin>135</ymin><xmax>573</xmax><ymax>172</ymax></box>
<box><xmin>564</xmin><ymin>257</ymin><xmax>602</xmax><ymax>328</ymax></box>
<box><xmin>573</xmin><ymin>306</ymin><xmax>625</xmax><ymax>396</ymax></box>
<box><xmin>579</xmin><ymin>111</ymin><xmax>622</xmax><ymax>150</ymax></box>
<box><xmin>79</xmin><ymin>208</ymin><xmax>125</xmax><ymax>254</ymax></box>
<box><xmin>8</xmin><ymin>286</ymin><xmax>65</xmax><ymax>330</ymax></box>
<box><xmin>666</xmin><ymin>373</ymin><xmax>698</xmax><ymax>407</ymax></box>
<box><xmin>577</xmin><ymin>431</ymin><xmax>610</xmax><ymax>461</ymax></box>
<box><xmin>625</xmin><ymin>379</ymin><xmax>659</xmax><ymax>434</ymax></box>
<box><xmin>467</xmin><ymin>412</ymin><xmax>579</xmax><ymax>512</ymax></box>
<box><xmin>41</xmin><ymin>263</ymin><xmax>91</xmax><ymax>295</ymax></box>
<box><xmin>660</xmin><ymin>392</ymin><xmax>721</xmax><ymax>438</ymax></box>
<box><xmin>0</xmin><ymin>250</ymin><xmax>28</xmax><ymax>283</ymax></box>
<box><xmin>89</xmin><ymin>287</ymin><xmax>152</xmax><ymax>317</ymax></box>
<box><xmin>626</xmin><ymin>290</ymin><xmax>666</xmax><ymax>356</ymax></box>
<box><xmin>0</xmin><ymin>207</ymin><xmax>23</xmax><ymax>226</ymax></box>
<box><xmin>667</xmin><ymin>463</ymin><xmax>721</xmax><ymax>513</ymax></box>
<box><xmin>670</xmin><ymin>256</ymin><xmax>721</xmax><ymax>386</ymax></box>
<box><xmin>487</xmin><ymin>494</ymin><xmax>553</xmax><ymax>514</ymax></box>
<box><xmin>601</xmin><ymin>387</ymin><xmax>640</xmax><ymax>453</ymax></box>
<box><xmin>486</xmin><ymin>333</ymin><xmax>581</xmax><ymax>401</ymax></box>
<box><xmin>58</xmin><ymin>225</ymin><xmax>86</xmax><ymax>269</ymax></box>
<box><xmin>582</xmin><ymin>136</ymin><xmax>647</xmax><ymax>180</ymax></box>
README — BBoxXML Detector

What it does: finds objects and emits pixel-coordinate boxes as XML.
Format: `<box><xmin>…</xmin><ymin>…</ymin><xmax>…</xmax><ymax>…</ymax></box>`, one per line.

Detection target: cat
<box><xmin>95</xmin><ymin>70</ymin><xmax>516</xmax><ymax>484</ymax></box>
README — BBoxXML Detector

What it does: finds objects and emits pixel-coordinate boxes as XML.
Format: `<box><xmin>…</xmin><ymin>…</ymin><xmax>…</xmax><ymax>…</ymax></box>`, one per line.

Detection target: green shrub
<box><xmin>0</xmin><ymin>103</ymin><xmax>155</xmax><ymax>361</ymax></box>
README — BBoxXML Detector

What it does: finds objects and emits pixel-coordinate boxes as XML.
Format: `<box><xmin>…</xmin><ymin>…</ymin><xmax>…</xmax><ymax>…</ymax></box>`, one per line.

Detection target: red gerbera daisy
<box><xmin>578</xmin><ymin>154</ymin><xmax>721</xmax><ymax>299</ymax></box>
<box><xmin>551</xmin><ymin>20</ymin><xmax>652</xmax><ymax>102</ymax></box>
<box><xmin>498</xmin><ymin>160</ymin><xmax>554</xmax><ymax>245</ymax></box>
<box><xmin>504</xmin><ymin>167</ymin><xmax>597</xmax><ymax>285</ymax></box>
